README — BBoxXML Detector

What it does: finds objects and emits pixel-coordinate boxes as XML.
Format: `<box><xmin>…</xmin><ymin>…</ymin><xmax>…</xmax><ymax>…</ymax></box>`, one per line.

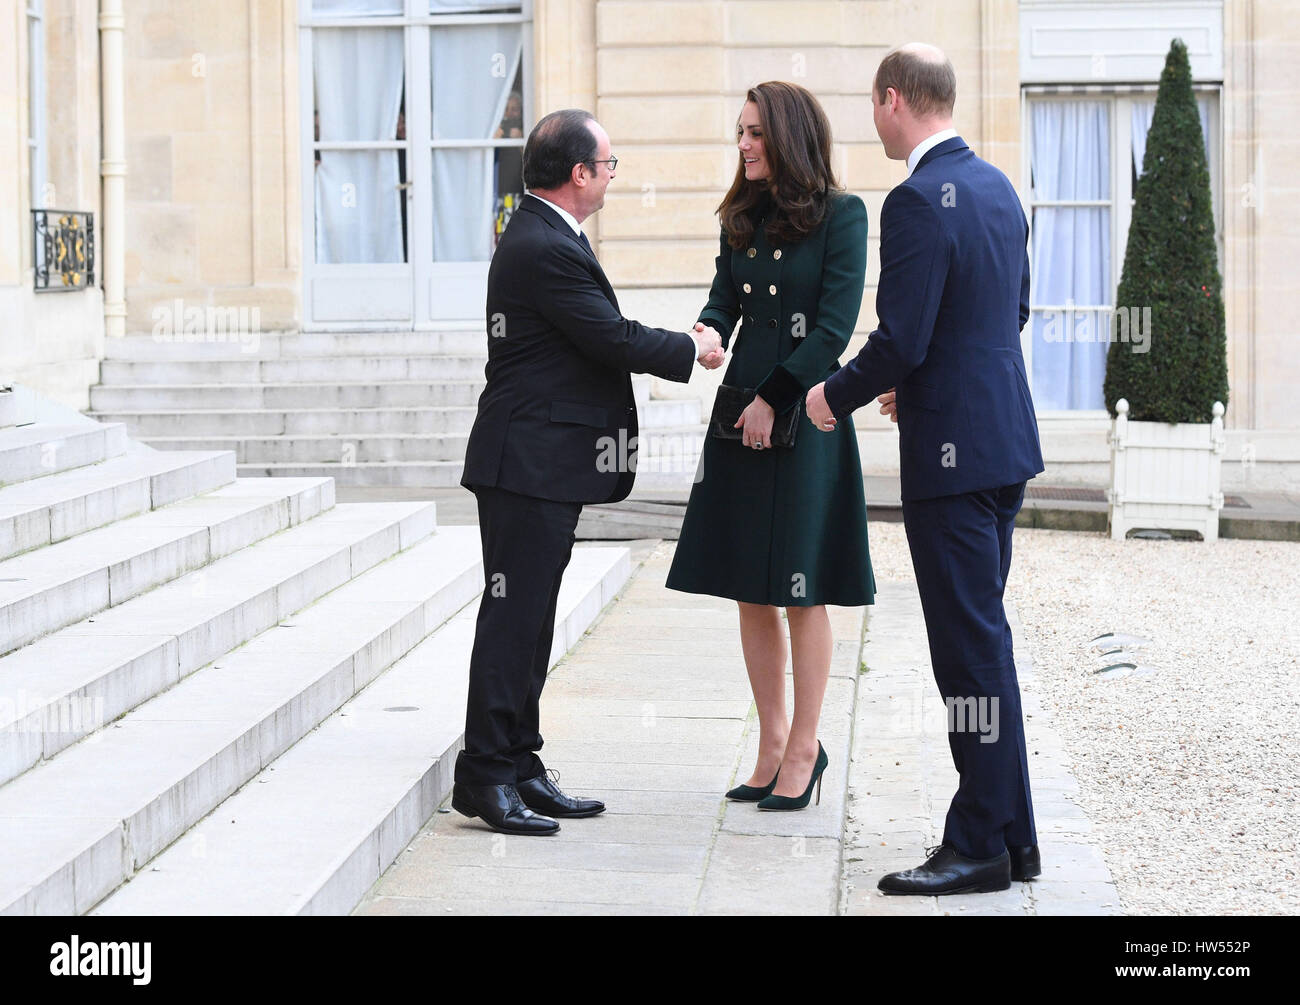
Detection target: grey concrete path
<box><xmin>355</xmin><ymin>541</ymin><xmax>864</xmax><ymax>915</ymax></box>
<box><xmin>843</xmin><ymin>579</ymin><xmax>1123</xmax><ymax>916</ymax></box>
<box><xmin>354</xmin><ymin>541</ymin><xmax>1122</xmax><ymax>916</ymax></box>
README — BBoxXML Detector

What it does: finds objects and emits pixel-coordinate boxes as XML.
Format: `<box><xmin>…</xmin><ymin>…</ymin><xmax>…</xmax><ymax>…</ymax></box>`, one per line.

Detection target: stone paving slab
<box><xmin>357</xmin><ymin>544</ymin><xmax>1120</xmax><ymax>916</ymax></box>
<box><xmin>357</xmin><ymin>544</ymin><xmax>866</xmax><ymax>915</ymax></box>
<box><xmin>841</xmin><ymin>578</ymin><xmax>1125</xmax><ymax>916</ymax></box>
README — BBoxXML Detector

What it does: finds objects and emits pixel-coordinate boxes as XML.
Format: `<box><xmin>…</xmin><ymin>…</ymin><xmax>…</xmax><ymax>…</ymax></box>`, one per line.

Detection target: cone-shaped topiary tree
<box><xmin>1103</xmin><ymin>38</ymin><xmax>1228</xmax><ymax>423</ymax></box>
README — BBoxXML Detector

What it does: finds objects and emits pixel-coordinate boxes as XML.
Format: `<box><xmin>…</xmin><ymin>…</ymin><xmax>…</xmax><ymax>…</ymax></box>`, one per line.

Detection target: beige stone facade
<box><xmin>1</xmin><ymin>0</ymin><xmax>1297</xmax><ymax>483</ymax></box>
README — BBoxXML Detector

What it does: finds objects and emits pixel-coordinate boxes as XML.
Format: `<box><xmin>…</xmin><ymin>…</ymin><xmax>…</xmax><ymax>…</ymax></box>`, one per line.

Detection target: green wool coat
<box><xmin>666</xmin><ymin>190</ymin><xmax>876</xmax><ymax>608</ymax></box>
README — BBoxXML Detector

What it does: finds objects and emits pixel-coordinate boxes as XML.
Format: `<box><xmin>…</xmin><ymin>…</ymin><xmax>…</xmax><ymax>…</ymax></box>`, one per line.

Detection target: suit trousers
<box><xmin>901</xmin><ymin>482</ymin><xmax>1037</xmax><ymax>860</ymax></box>
<box><xmin>454</xmin><ymin>485</ymin><xmax>582</xmax><ymax>786</ymax></box>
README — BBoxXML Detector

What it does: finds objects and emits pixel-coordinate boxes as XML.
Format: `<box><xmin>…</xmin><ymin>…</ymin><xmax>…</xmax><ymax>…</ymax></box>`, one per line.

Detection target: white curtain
<box><xmin>1132</xmin><ymin>98</ymin><xmax>1211</xmax><ymax>178</ymax></box>
<box><xmin>430</xmin><ymin>24</ymin><xmax>522</xmax><ymax>261</ymax></box>
<box><xmin>313</xmin><ymin>28</ymin><xmax>405</xmax><ymax>264</ymax></box>
<box><xmin>1029</xmin><ymin>100</ymin><xmax>1111</xmax><ymax>411</ymax></box>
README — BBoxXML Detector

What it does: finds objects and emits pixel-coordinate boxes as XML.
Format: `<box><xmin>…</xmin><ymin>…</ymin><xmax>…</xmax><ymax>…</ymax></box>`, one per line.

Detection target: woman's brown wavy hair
<box><xmin>717</xmin><ymin>81</ymin><xmax>841</xmax><ymax>250</ymax></box>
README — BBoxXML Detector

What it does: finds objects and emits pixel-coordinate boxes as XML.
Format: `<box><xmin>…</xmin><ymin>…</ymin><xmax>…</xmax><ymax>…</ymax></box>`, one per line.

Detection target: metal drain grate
<box><xmin>1027</xmin><ymin>486</ymin><xmax>1106</xmax><ymax>502</ymax></box>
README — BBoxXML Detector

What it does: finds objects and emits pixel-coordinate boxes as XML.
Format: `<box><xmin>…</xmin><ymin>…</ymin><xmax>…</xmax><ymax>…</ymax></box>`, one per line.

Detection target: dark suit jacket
<box><xmin>824</xmin><ymin>136</ymin><xmax>1045</xmax><ymax>501</ymax></box>
<box><xmin>461</xmin><ymin>193</ymin><xmax>697</xmax><ymax>504</ymax></box>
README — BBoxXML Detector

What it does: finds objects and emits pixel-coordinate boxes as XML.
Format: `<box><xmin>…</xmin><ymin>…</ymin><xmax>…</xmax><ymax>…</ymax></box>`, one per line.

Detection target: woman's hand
<box><xmin>735</xmin><ymin>394</ymin><xmax>776</xmax><ymax>449</ymax></box>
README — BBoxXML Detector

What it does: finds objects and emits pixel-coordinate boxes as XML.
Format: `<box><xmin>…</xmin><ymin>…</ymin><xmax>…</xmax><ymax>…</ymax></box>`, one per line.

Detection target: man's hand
<box><xmin>806</xmin><ymin>381</ymin><xmax>836</xmax><ymax>432</ymax></box>
<box><xmin>877</xmin><ymin>388</ymin><xmax>897</xmax><ymax>423</ymax></box>
<box><xmin>734</xmin><ymin>393</ymin><xmax>775</xmax><ymax>449</ymax></box>
<box><xmin>692</xmin><ymin>322</ymin><xmax>725</xmax><ymax>369</ymax></box>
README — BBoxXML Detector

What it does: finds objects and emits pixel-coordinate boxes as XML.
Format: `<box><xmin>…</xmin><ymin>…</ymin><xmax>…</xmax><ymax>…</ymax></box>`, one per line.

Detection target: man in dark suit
<box><xmin>807</xmin><ymin>44</ymin><xmax>1046</xmax><ymax>893</ymax></box>
<box><xmin>453</xmin><ymin>109</ymin><xmax>724</xmax><ymax>835</ymax></box>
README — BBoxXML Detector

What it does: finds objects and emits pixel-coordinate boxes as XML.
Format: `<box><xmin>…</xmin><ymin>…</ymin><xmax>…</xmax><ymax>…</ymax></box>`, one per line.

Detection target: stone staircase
<box><xmin>87</xmin><ymin>331</ymin><xmax>706</xmax><ymax>490</ymax></box>
<box><xmin>0</xmin><ymin>403</ymin><xmax>633</xmax><ymax>915</ymax></box>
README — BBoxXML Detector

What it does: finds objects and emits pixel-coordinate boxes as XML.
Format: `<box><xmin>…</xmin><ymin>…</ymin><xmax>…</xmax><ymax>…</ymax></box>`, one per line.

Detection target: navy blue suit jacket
<box><xmin>824</xmin><ymin>136</ymin><xmax>1044</xmax><ymax>501</ymax></box>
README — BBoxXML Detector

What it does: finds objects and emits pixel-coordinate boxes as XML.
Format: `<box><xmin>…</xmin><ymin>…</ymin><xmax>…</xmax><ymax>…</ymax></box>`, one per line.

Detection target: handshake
<box><xmin>691</xmin><ymin>322</ymin><xmax>726</xmax><ymax>370</ymax></box>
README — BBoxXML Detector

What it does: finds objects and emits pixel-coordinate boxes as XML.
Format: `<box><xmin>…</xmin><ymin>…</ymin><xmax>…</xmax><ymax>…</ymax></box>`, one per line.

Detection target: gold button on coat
<box><xmin>746</xmin><ymin>247</ymin><xmax>756</xmax><ymax>258</ymax></box>
<box><xmin>743</xmin><ymin>283</ymin><xmax>752</xmax><ymax>293</ymax></box>
<box><xmin>769</xmin><ymin>284</ymin><xmax>777</xmax><ymax>295</ymax></box>
<box><xmin>773</xmin><ymin>249</ymin><xmax>782</xmax><ymax>260</ymax></box>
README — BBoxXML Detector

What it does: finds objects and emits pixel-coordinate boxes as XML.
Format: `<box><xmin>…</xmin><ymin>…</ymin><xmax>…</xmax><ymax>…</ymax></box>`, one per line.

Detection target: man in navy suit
<box><xmin>807</xmin><ymin>43</ymin><xmax>1046</xmax><ymax>894</ymax></box>
<box><xmin>454</xmin><ymin>109</ymin><xmax>725</xmax><ymax>836</ymax></box>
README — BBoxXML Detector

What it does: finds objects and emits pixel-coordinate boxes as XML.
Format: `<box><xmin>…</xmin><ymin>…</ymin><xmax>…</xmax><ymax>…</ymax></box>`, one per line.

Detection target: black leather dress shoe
<box><xmin>878</xmin><ymin>844</ymin><xmax>1012</xmax><ymax>895</ymax></box>
<box><xmin>451</xmin><ymin>782</ymin><xmax>559</xmax><ymax>835</ymax></box>
<box><xmin>1009</xmin><ymin>844</ymin><xmax>1041</xmax><ymax>880</ymax></box>
<box><xmin>517</xmin><ymin>769</ymin><xmax>605</xmax><ymax>818</ymax></box>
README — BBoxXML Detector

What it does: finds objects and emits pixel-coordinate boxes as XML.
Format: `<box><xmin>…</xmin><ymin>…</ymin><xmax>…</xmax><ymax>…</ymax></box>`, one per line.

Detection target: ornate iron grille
<box><xmin>32</xmin><ymin>209</ymin><xmax>95</xmax><ymax>291</ymax></box>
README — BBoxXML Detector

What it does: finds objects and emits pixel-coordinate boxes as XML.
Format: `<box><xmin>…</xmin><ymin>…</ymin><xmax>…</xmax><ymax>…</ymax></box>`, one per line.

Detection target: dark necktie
<box><xmin>578</xmin><ymin>231</ymin><xmax>594</xmax><ymax>257</ymax></box>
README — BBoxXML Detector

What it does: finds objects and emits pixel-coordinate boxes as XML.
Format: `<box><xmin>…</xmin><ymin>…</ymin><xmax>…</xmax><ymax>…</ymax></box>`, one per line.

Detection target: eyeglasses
<box><xmin>586</xmin><ymin>156</ymin><xmax>618</xmax><ymax>172</ymax></box>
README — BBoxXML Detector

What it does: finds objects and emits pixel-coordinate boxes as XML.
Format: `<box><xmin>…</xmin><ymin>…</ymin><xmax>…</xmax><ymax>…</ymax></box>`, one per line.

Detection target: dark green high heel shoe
<box><xmin>757</xmin><ymin>741</ymin><xmax>828</xmax><ymax>810</ymax></box>
<box><xmin>725</xmin><ymin>769</ymin><xmax>780</xmax><ymax>801</ymax></box>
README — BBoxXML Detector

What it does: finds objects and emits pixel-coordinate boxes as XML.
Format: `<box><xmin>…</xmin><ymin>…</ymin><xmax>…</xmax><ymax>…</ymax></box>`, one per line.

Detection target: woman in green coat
<box><xmin>666</xmin><ymin>81</ymin><xmax>875</xmax><ymax>810</ymax></box>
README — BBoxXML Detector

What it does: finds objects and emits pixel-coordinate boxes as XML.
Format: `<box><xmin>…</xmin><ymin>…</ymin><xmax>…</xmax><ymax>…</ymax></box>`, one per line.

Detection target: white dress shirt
<box><xmin>906</xmin><ymin>128</ymin><xmax>959</xmax><ymax>175</ymax></box>
<box><xmin>526</xmin><ymin>192</ymin><xmax>582</xmax><ymax>235</ymax></box>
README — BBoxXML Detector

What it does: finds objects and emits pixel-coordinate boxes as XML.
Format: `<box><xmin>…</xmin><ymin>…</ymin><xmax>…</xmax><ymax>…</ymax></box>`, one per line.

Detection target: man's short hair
<box><xmin>523</xmin><ymin>109</ymin><xmax>599</xmax><ymax>190</ymax></box>
<box><xmin>873</xmin><ymin>46</ymin><xmax>956</xmax><ymax>118</ymax></box>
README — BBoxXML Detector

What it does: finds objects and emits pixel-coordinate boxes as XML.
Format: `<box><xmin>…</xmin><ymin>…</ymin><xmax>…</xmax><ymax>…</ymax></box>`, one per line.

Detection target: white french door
<box><xmin>299</xmin><ymin>0</ymin><xmax>532</xmax><ymax>329</ymax></box>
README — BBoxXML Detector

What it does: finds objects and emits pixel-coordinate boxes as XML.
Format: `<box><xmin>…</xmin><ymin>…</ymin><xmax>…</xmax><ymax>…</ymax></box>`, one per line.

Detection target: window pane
<box><xmin>1029</xmin><ymin>307</ymin><xmax>1109</xmax><ymax>410</ymax></box>
<box><xmin>431</xmin><ymin>148</ymin><xmax>501</xmax><ymax>261</ymax></box>
<box><xmin>1031</xmin><ymin>100</ymin><xmax>1110</xmax><ymax>202</ymax></box>
<box><xmin>430</xmin><ymin>23</ymin><xmax>523</xmax><ymax>140</ymax></box>
<box><xmin>1029</xmin><ymin>100</ymin><xmax>1111</xmax><ymax>410</ymax></box>
<box><xmin>314</xmin><ymin>28</ymin><xmax>405</xmax><ymax>142</ymax></box>
<box><xmin>430</xmin><ymin>25</ymin><xmax>524</xmax><ymax>262</ymax></box>
<box><xmin>312</xmin><ymin>27</ymin><xmax>406</xmax><ymax>263</ymax></box>
<box><xmin>315</xmin><ymin>151</ymin><xmax>407</xmax><ymax>263</ymax></box>
<box><xmin>312</xmin><ymin>0</ymin><xmax>403</xmax><ymax>16</ymax></box>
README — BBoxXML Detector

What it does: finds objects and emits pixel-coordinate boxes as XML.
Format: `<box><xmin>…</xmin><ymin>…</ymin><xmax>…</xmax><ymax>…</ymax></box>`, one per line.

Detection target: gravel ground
<box><xmin>864</xmin><ymin>520</ymin><xmax>1300</xmax><ymax>916</ymax></box>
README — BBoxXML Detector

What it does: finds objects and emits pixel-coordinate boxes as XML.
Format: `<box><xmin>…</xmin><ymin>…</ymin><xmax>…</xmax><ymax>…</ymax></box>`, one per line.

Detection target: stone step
<box><xmin>89</xmin><ymin>544</ymin><xmax>631</xmax><ymax>916</ymax></box>
<box><xmin>0</xmin><ymin>476</ymin><xmax>338</xmax><ymax>657</ymax></box>
<box><xmin>0</xmin><ymin>450</ymin><xmax>236</xmax><ymax>563</ymax></box>
<box><xmin>140</xmin><ymin>426</ymin><xmax>701</xmax><ymax>465</ymax></box>
<box><xmin>236</xmin><ymin>461</ymin><xmax>465</xmax><ymax>488</ymax></box>
<box><xmin>225</xmin><ymin>423</ymin><xmax>707</xmax><ymax>488</ymax></box>
<box><xmin>0</xmin><ymin>518</ymin><xmax>476</xmax><ymax>915</ymax></box>
<box><xmin>90</xmin><ymin>381</ymin><xmax>490</xmax><ymax>411</ymax></box>
<box><xmin>0</xmin><ymin>423</ymin><xmax>129</xmax><ymax>488</ymax></box>
<box><xmin>102</xmin><ymin>330</ymin><xmax>487</xmax><ymax>361</ymax></box>
<box><xmin>87</xmin><ymin>407</ymin><xmax>482</xmax><ymax>438</ymax></box>
<box><xmin>141</xmin><ymin>434</ymin><xmax>474</xmax><ymax>464</ymax></box>
<box><xmin>0</xmin><ymin>499</ymin><xmax>435</xmax><ymax>790</ymax></box>
<box><xmin>84</xmin><ymin>396</ymin><xmax>699</xmax><ymax>438</ymax></box>
<box><xmin>88</xmin><ymin>377</ymin><xmax>654</xmax><ymax>411</ymax></box>
<box><xmin>98</xmin><ymin>355</ymin><xmax>490</xmax><ymax>386</ymax></box>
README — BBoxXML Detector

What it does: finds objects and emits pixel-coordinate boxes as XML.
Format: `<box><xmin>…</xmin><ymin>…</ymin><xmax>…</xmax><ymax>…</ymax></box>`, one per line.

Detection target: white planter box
<box><xmin>1107</xmin><ymin>398</ymin><xmax>1226</xmax><ymax>541</ymax></box>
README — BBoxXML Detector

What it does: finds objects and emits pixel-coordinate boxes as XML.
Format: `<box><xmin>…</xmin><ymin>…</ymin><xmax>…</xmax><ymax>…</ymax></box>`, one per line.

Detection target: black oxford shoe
<box><xmin>451</xmin><ymin>782</ymin><xmax>560</xmax><ymax>835</ymax></box>
<box><xmin>1009</xmin><ymin>844</ymin><xmax>1041</xmax><ymax>881</ymax></box>
<box><xmin>878</xmin><ymin>844</ymin><xmax>1012</xmax><ymax>895</ymax></box>
<box><xmin>517</xmin><ymin>769</ymin><xmax>605</xmax><ymax>818</ymax></box>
